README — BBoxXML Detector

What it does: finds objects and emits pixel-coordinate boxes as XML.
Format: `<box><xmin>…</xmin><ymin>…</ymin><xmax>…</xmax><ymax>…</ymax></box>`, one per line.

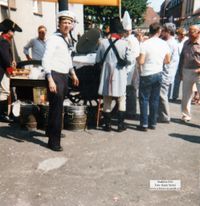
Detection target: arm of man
<box><xmin>137</xmin><ymin>53</ymin><xmax>145</xmax><ymax>65</ymax></box>
<box><xmin>23</xmin><ymin>39</ymin><xmax>33</xmax><ymax>61</ymax></box>
<box><xmin>136</xmin><ymin>53</ymin><xmax>145</xmax><ymax>75</ymax></box>
<box><xmin>0</xmin><ymin>40</ymin><xmax>14</xmax><ymax>75</ymax></box>
<box><xmin>69</xmin><ymin>68</ymin><xmax>79</xmax><ymax>87</ymax></box>
<box><xmin>164</xmin><ymin>53</ymin><xmax>171</xmax><ymax>64</ymax></box>
<box><xmin>47</xmin><ymin>75</ymin><xmax>57</xmax><ymax>93</ymax></box>
<box><xmin>42</xmin><ymin>37</ymin><xmax>57</xmax><ymax>93</ymax></box>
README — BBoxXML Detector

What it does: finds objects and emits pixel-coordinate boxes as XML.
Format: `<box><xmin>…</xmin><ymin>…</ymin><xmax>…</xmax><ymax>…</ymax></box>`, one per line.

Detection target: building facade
<box><xmin>160</xmin><ymin>0</ymin><xmax>183</xmax><ymax>27</ymax></box>
<box><xmin>0</xmin><ymin>0</ymin><xmax>84</xmax><ymax>60</ymax></box>
<box><xmin>181</xmin><ymin>0</ymin><xmax>200</xmax><ymax>28</ymax></box>
<box><xmin>160</xmin><ymin>0</ymin><xmax>200</xmax><ymax>29</ymax></box>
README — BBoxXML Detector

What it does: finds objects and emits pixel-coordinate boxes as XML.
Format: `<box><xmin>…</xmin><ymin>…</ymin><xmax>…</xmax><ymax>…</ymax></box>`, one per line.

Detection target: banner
<box><xmin>39</xmin><ymin>0</ymin><xmax>120</xmax><ymax>6</ymax></box>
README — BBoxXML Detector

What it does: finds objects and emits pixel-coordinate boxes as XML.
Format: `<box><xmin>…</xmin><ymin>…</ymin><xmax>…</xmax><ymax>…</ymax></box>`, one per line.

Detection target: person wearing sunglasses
<box><xmin>23</xmin><ymin>25</ymin><xmax>47</xmax><ymax>61</ymax></box>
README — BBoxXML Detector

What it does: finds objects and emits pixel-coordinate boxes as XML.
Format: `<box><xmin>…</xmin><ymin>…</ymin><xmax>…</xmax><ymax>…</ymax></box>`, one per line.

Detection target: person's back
<box><xmin>140</xmin><ymin>36</ymin><xmax>170</xmax><ymax>76</ymax></box>
<box><xmin>137</xmin><ymin>22</ymin><xmax>170</xmax><ymax>131</ymax></box>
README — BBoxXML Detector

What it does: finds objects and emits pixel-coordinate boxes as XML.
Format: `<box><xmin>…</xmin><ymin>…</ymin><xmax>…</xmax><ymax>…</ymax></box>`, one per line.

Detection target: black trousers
<box><xmin>47</xmin><ymin>71</ymin><xmax>68</xmax><ymax>147</ymax></box>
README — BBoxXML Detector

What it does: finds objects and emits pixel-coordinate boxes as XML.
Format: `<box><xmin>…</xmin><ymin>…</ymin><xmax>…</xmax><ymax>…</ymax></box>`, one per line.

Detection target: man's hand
<box><xmin>11</xmin><ymin>61</ymin><xmax>16</xmax><ymax>69</ymax></box>
<box><xmin>26</xmin><ymin>55</ymin><xmax>32</xmax><ymax>61</ymax></box>
<box><xmin>71</xmin><ymin>73</ymin><xmax>79</xmax><ymax>87</ymax></box>
<box><xmin>48</xmin><ymin>77</ymin><xmax>57</xmax><ymax>93</ymax></box>
<box><xmin>194</xmin><ymin>68</ymin><xmax>200</xmax><ymax>73</ymax></box>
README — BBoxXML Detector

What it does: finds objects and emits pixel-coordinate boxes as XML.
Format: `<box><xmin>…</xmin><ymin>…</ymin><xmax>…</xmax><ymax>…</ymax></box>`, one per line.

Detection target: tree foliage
<box><xmin>84</xmin><ymin>0</ymin><xmax>148</xmax><ymax>27</ymax></box>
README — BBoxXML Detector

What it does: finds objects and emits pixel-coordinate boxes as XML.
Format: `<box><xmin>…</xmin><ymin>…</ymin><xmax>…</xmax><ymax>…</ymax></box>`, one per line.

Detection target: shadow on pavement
<box><xmin>169</xmin><ymin>133</ymin><xmax>200</xmax><ymax>144</ymax></box>
<box><xmin>171</xmin><ymin>118</ymin><xmax>200</xmax><ymax>129</ymax></box>
<box><xmin>0</xmin><ymin>123</ymin><xmax>47</xmax><ymax>148</ymax></box>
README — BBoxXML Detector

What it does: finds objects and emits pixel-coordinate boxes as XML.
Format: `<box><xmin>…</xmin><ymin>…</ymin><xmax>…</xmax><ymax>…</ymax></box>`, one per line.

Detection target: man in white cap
<box><xmin>42</xmin><ymin>10</ymin><xmax>79</xmax><ymax>151</ymax></box>
<box><xmin>122</xmin><ymin>11</ymin><xmax>140</xmax><ymax>119</ymax></box>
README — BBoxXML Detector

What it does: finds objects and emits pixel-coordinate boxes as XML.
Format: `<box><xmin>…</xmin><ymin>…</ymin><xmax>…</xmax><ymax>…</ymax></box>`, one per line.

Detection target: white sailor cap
<box><xmin>57</xmin><ymin>10</ymin><xmax>75</xmax><ymax>22</ymax></box>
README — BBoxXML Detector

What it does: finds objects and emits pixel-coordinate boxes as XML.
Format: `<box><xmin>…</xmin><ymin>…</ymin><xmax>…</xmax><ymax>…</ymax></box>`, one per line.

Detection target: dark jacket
<box><xmin>0</xmin><ymin>36</ymin><xmax>12</xmax><ymax>81</ymax></box>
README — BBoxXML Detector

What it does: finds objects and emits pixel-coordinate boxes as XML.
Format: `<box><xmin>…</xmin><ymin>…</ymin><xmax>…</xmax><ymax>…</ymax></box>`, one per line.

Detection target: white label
<box><xmin>150</xmin><ymin>180</ymin><xmax>181</xmax><ymax>190</ymax></box>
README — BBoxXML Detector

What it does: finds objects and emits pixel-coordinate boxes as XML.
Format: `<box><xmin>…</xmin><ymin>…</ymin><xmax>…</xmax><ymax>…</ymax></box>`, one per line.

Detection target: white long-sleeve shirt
<box><xmin>42</xmin><ymin>32</ymin><xmax>73</xmax><ymax>75</ymax></box>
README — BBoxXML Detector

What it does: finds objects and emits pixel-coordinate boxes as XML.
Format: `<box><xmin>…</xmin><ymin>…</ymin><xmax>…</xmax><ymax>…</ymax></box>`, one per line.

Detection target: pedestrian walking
<box><xmin>179</xmin><ymin>24</ymin><xmax>200</xmax><ymax>122</ymax></box>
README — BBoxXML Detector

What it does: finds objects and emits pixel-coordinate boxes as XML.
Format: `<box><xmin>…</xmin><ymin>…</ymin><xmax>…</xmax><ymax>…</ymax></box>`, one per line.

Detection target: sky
<box><xmin>147</xmin><ymin>0</ymin><xmax>165</xmax><ymax>12</ymax></box>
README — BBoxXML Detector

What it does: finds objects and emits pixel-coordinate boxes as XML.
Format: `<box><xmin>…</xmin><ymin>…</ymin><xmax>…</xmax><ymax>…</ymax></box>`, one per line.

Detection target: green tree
<box><xmin>84</xmin><ymin>0</ymin><xmax>148</xmax><ymax>28</ymax></box>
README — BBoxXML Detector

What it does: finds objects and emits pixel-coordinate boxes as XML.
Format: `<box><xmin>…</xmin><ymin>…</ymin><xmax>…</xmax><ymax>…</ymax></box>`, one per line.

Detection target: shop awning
<box><xmin>38</xmin><ymin>0</ymin><xmax>120</xmax><ymax>6</ymax></box>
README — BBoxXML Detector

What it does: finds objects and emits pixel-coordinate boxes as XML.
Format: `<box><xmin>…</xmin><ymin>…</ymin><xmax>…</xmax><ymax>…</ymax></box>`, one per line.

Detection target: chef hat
<box><xmin>122</xmin><ymin>11</ymin><xmax>132</xmax><ymax>31</ymax></box>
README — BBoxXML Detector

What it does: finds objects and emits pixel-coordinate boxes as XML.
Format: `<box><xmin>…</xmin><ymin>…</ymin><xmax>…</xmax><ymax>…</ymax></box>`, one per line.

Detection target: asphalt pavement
<box><xmin>0</xmin><ymin>99</ymin><xmax>200</xmax><ymax>206</ymax></box>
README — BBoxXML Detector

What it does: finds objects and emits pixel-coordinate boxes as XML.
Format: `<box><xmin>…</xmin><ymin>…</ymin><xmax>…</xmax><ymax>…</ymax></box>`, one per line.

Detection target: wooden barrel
<box><xmin>64</xmin><ymin>104</ymin><xmax>87</xmax><ymax>131</ymax></box>
<box><xmin>20</xmin><ymin>103</ymin><xmax>38</xmax><ymax>130</ymax></box>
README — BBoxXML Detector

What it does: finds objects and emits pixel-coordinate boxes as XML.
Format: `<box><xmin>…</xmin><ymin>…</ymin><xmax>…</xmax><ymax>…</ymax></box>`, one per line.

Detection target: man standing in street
<box><xmin>42</xmin><ymin>10</ymin><xmax>79</xmax><ymax>151</ymax></box>
<box><xmin>179</xmin><ymin>25</ymin><xmax>200</xmax><ymax>122</ymax></box>
<box><xmin>96</xmin><ymin>17</ymin><xmax>133</xmax><ymax>132</ymax></box>
<box><xmin>24</xmin><ymin>25</ymin><xmax>47</xmax><ymax>61</ymax></box>
<box><xmin>0</xmin><ymin>19</ymin><xmax>22</xmax><ymax>122</ymax></box>
<box><xmin>159</xmin><ymin>23</ymin><xmax>179</xmax><ymax>123</ymax></box>
<box><xmin>172</xmin><ymin>28</ymin><xmax>188</xmax><ymax>100</ymax></box>
<box><xmin>137</xmin><ymin>22</ymin><xmax>170</xmax><ymax>131</ymax></box>
<box><xmin>122</xmin><ymin>11</ymin><xmax>140</xmax><ymax>119</ymax></box>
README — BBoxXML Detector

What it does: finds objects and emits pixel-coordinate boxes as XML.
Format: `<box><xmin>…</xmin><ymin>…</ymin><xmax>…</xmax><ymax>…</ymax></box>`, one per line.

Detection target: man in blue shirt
<box><xmin>24</xmin><ymin>25</ymin><xmax>47</xmax><ymax>61</ymax></box>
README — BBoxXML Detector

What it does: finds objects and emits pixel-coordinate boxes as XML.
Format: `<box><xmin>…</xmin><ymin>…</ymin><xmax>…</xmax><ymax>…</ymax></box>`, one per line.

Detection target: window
<box><xmin>0</xmin><ymin>0</ymin><xmax>7</xmax><ymax>6</ymax></box>
<box><xmin>33</xmin><ymin>0</ymin><xmax>42</xmax><ymax>16</ymax></box>
<box><xmin>0</xmin><ymin>0</ymin><xmax>16</xmax><ymax>9</ymax></box>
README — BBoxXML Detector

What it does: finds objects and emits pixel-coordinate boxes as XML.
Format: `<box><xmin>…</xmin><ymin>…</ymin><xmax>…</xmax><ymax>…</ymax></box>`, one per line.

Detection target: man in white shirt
<box><xmin>24</xmin><ymin>25</ymin><xmax>47</xmax><ymax>61</ymax></box>
<box><xmin>42</xmin><ymin>10</ymin><xmax>79</xmax><ymax>151</ymax></box>
<box><xmin>137</xmin><ymin>22</ymin><xmax>170</xmax><ymax>131</ymax></box>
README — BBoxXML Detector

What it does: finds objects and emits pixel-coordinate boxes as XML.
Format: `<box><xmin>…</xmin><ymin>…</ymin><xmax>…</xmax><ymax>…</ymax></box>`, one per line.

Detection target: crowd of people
<box><xmin>0</xmin><ymin>10</ymin><xmax>200</xmax><ymax>151</ymax></box>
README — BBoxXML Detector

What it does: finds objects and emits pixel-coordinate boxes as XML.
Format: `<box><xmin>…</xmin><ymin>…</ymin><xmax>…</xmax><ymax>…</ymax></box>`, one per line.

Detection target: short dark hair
<box><xmin>38</xmin><ymin>25</ymin><xmax>47</xmax><ymax>31</ymax></box>
<box><xmin>149</xmin><ymin>22</ymin><xmax>161</xmax><ymax>35</ymax></box>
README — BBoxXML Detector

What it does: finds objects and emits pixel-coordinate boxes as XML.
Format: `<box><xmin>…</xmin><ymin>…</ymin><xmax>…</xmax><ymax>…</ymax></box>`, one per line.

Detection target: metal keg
<box><xmin>64</xmin><ymin>104</ymin><xmax>87</xmax><ymax>131</ymax></box>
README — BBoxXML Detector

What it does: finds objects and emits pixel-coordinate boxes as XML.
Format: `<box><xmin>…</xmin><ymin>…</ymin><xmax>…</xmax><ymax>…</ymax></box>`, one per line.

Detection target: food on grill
<box><xmin>12</xmin><ymin>68</ymin><xmax>30</xmax><ymax>77</ymax></box>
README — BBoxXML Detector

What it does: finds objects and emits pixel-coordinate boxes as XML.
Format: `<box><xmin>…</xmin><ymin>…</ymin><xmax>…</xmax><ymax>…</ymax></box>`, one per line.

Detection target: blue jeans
<box><xmin>139</xmin><ymin>72</ymin><xmax>162</xmax><ymax>127</ymax></box>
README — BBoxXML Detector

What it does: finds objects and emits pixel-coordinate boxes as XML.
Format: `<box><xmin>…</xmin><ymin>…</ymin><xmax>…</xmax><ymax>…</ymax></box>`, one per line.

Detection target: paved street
<box><xmin>0</xmin><ymin>100</ymin><xmax>200</xmax><ymax>206</ymax></box>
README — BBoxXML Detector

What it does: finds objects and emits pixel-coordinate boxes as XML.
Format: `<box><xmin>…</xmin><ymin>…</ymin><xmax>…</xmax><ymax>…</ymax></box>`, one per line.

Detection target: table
<box><xmin>10</xmin><ymin>78</ymin><xmax>47</xmax><ymax>102</ymax></box>
<box><xmin>10</xmin><ymin>78</ymin><xmax>46</xmax><ymax>87</ymax></box>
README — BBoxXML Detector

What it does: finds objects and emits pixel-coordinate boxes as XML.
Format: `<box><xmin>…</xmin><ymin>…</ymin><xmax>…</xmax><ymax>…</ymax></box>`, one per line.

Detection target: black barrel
<box><xmin>37</xmin><ymin>104</ymin><xmax>49</xmax><ymax>130</ymax></box>
<box><xmin>19</xmin><ymin>103</ymin><xmax>38</xmax><ymax>130</ymax></box>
